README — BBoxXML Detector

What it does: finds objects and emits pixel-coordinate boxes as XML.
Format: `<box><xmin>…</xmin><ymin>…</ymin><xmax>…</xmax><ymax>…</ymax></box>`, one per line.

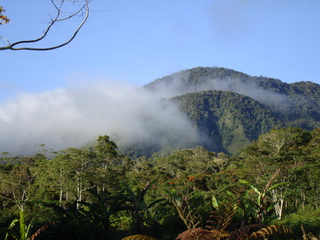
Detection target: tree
<box><xmin>56</xmin><ymin>148</ymin><xmax>97</xmax><ymax>208</ymax></box>
<box><xmin>0</xmin><ymin>0</ymin><xmax>91</xmax><ymax>51</ymax></box>
<box><xmin>257</xmin><ymin>127</ymin><xmax>312</xmax><ymax>158</ymax></box>
<box><xmin>94</xmin><ymin>135</ymin><xmax>119</xmax><ymax>168</ymax></box>
<box><xmin>93</xmin><ymin>135</ymin><xmax>125</xmax><ymax>194</ymax></box>
<box><xmin>0</xmin><ymin>156</ymin><xmax>39</xmax><ymax>212</ymax></box>
<box><xmin>33</xmin><ymin>148</ymin><xmax>97</xmax><ymax>208</ymax></box>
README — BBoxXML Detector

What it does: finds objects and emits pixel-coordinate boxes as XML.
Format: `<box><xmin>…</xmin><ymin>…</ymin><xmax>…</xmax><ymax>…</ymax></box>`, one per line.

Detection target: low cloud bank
<box><xmin>0</xmin><ymin>80</ymin><xmax>201</xmax><ymax>155</ymax></box>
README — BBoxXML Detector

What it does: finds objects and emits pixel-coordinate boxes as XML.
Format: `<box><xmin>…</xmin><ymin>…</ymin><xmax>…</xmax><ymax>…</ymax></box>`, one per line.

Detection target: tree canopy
<box><xmin>0</xmin><ymin>128</ymin><xmax>319</xmax><ymax>239</ymax></box>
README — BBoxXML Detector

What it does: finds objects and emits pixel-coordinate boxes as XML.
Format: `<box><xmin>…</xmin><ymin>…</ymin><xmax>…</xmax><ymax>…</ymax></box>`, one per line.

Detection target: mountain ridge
<box><xmin>137</xmin><ymin>67</ymin><xmax>320</xmax><ymax>155</ymax></box>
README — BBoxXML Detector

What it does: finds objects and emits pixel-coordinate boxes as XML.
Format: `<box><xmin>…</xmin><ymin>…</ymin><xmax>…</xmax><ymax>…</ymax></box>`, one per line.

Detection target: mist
<box><xmin>0</xmin><ymin>70</ymin><xmax>291</xmax><ymax>156</ymax></box>
<box><xmin>147</xmin><ymin>69</ymin><xmax>290</xmax><ymax>108</ymax></box>
<box><xmin>0</xmin><ymin>80</ymin><xmax>202</xmax><ymax>156</ymax></box>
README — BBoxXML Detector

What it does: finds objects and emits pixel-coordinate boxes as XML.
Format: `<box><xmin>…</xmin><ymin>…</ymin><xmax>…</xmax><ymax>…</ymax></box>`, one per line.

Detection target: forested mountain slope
<box><xmin>144</xmin><ymin>67</ymin><xmax>320</xmax><ymax>154</ymax></box>
<box><xmin>172</xmin><ymin>90</ymin><xmax>284</xmax><ymax>154</ymax></box>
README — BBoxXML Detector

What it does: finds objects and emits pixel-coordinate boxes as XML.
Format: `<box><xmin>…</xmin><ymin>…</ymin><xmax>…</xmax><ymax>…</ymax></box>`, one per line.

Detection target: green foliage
<box><xmin>45</xmin><ymin>194</ymin><xmax>121</xmax><ymax>240</ymax></box>
<box><xmin>95</xmin><ymin>135</ymin><xmax>119</xmax><ymax>167</ymax></box>
<box><xmin>278</xmin><ymin>205</ymin><xmax>320</xmax><ymax>236</ymax></box>
<box><xmin>1</xmin><ymin>130</ymin><xmax>320</xmax><ymax>239</ymax></box>
<box><xmin>4</xmin><ymin>210</ymin><xmax>33</xmax><ymax>240</ymax></box>
<box><xmin>172</xmin><ymin>90</ymin><xmax>284</xmax><ymax>154</ymax></box>
<box><xmin>120</xmin><ymin>182</ymin><xmax>167</xmax><ymax>234</ymax></box>
<box><xmin>239</xmin><ymin>176</ymin><xmax>289</xmax><ymax>224</ymax></box>
<box><xmin>153</xmin><ymin>147</ymin><xmax>222</xmax><ymax>178</ymax></box>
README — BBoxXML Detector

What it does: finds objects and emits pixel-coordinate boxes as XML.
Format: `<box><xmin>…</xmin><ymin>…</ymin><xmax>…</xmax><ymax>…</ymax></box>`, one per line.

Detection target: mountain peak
<box><xmin>137</xmin><ymin>67</ymin><xmax>320</xmax><ymax>155</ymax></box>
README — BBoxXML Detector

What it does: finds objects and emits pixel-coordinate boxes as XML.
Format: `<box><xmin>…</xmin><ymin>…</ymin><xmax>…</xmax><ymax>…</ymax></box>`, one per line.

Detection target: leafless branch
<box><xmin>0</xmin><ymin>0</ymin><xmax>91</xmax><ymax>51</ymax></box>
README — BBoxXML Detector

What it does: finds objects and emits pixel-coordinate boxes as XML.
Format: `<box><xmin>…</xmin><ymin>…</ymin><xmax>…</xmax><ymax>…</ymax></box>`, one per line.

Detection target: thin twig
<box><xmin>0</xmin><ymin>0</ymin><xmax>91</xmax><ymax>51</ymax></box>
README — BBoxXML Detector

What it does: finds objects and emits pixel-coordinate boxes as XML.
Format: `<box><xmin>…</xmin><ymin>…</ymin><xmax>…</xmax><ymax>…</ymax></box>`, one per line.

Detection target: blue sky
<box><xmin>1</xmin><ymin>0</ymin><xmax>319</xmax><ymax>101</ymax></box>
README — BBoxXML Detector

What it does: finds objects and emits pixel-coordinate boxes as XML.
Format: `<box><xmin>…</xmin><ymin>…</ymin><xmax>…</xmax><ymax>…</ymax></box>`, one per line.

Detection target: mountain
<box><xmin>146</xmin><ymin>67</ymin><xmax>320</xmax><ymax>128</ymax></box>
<box><xmin>141</xmin><ymin>67</ymin><xmax>320</xmax><ymax>155</ymax></box>
<box><xmin>171</xmin><ymin>90</ymin><xmax>284</xmax><ymax>154</ymax></box>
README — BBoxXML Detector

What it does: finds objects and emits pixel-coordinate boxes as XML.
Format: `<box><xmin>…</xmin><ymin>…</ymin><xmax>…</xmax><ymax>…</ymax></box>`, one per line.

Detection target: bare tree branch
<box><xmin>0</xmin><ymin>0</ymin><xmax>91</xmax><ymax>51</ymax></box>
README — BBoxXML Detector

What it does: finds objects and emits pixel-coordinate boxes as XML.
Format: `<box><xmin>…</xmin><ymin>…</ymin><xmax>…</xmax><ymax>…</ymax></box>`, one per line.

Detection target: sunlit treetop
<box><xmin>0</xmin><ymin>6</ymin><xmax>10</xmax><ymax>25</ymax></box>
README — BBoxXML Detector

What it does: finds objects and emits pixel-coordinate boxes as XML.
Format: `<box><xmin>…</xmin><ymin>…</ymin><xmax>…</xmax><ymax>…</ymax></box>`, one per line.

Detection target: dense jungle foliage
<box><xmin>172</xmin><ymin>90</ymin><xmax>284</xmax><ymax>154</ymax></box>
<box><xmin>0</xmin><ymin>127</ymin><xmax>319</xmax><ymax>240</ymax></box>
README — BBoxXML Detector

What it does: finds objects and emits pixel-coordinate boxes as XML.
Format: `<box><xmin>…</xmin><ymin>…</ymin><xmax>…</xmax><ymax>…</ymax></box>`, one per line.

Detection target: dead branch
<box><xmin>0</xmin><ymin>0</ymin><xmax>91</xmax><ymax>51</ymax></box>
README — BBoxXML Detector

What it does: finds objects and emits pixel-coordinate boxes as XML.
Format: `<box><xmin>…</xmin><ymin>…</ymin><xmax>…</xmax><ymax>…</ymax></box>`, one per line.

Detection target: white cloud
<box><xmin>0</xmin><ymin>79</ymin><xmax>201</xmax><ymax>155</ymax></box>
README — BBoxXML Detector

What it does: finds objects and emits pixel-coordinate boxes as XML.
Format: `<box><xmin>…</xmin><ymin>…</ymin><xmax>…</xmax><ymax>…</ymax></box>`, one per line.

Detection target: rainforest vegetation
<box><xmin>0</xmin><ymin>127</ymin><xmax>319</xmax><ymax>240</ymax></box>
<box><xmin>1</xmin><ymin>66</ymin><xmax>320</xmax><ymax>240</ymax></box>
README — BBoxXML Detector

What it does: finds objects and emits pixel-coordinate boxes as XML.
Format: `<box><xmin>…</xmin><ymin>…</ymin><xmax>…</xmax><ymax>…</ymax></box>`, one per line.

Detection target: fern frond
<box><xmin>30</xmin><ymin>221</ymin><xmax>55</xmax><ymax>240</ymax></box>
<box><xmin>263</xmin><ymin>168</ymin><xmax>281</xmax><ymax>193</ymax></box>
<box><xmin>122</xmin><ymin>235</ymin><xmax>158</xmax><ymax>240</ymax></box>
<box><xmin>176</xmin><ymin>228</ymin><xmax>228</xmax><ymax>240</ymax></box>
<box><xmin>301</xmin><ymin>225</ymin><xmax>319</xmax><ymax>240</ymax></box>
<box><xmin>206</xmin><ymin>193</ymin><xmax>241</xmax><ymax>231</ymax></box>
<box><xmin>230</xmin><ymin>224</ymin><xmax>264</xmax><ymax>240</ymax></box>
<box><xmin>250</xmin><ymin>224</ymin><xmax>293</xmax><ymax>239</ymax></box>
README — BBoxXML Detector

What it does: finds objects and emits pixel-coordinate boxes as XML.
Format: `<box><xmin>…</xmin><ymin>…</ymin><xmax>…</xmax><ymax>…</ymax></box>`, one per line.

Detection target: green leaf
<box><xmin>4</xmin><ymin>219</ymin><xmax>19</xmax><ymax>240</ymax></box>
<box><xmin>267</xmin><ymin>182</ymin><xmax>290</xmax><ymax>192</ymax></box>
<box><xmin>239</xmin><ymin>179</ymin><xmax>261</xmax><ymax>195</ymax></box>
<box><xmin>212</xmin><ymin>196</ymin><xmax>219</xmax><ymax>209</ymax></box>
<box><xmin>226</xmin><ymin>191</ymin><xmax>235</xmax><ymax>198</ymax></box>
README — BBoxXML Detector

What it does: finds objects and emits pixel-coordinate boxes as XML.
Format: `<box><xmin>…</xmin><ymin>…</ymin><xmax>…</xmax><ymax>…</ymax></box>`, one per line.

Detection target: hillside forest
<box><xmin>0</xmin><ymin>127</ymin><xmax>320</xmax><ymax>240</ymax></box>
<box><xmin>141</xmin><ymin>67</ymin><xmax>320</xmax><ymax>156</ymax></box>
<box><xmin>1</xmin><ymin>67</ymin><xmax>320</xmax><ymax>240</ymax></box>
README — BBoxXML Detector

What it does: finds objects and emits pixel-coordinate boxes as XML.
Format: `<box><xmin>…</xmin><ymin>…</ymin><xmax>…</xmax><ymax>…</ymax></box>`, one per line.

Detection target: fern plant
<box><xmin>162</xmin><ymin>187</ymin><xmax>201</xmax><ymax>230</ymax></box>
<box><xmin>122</xmin><ymin>234</ymin><xmax>158</xmax><ymax>240</ymax></box>
<box><xmin>250</xmin><ymin>224</ymin><xmax>293</xmax><ymax>239</ymax></box>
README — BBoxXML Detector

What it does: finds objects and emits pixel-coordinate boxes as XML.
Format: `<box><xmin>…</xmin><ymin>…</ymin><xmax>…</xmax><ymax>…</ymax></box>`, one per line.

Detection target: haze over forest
<box><xmin>0</xmin><ymin>67</ymin><xmax>319</xmax><ymax>156</ymax></box>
